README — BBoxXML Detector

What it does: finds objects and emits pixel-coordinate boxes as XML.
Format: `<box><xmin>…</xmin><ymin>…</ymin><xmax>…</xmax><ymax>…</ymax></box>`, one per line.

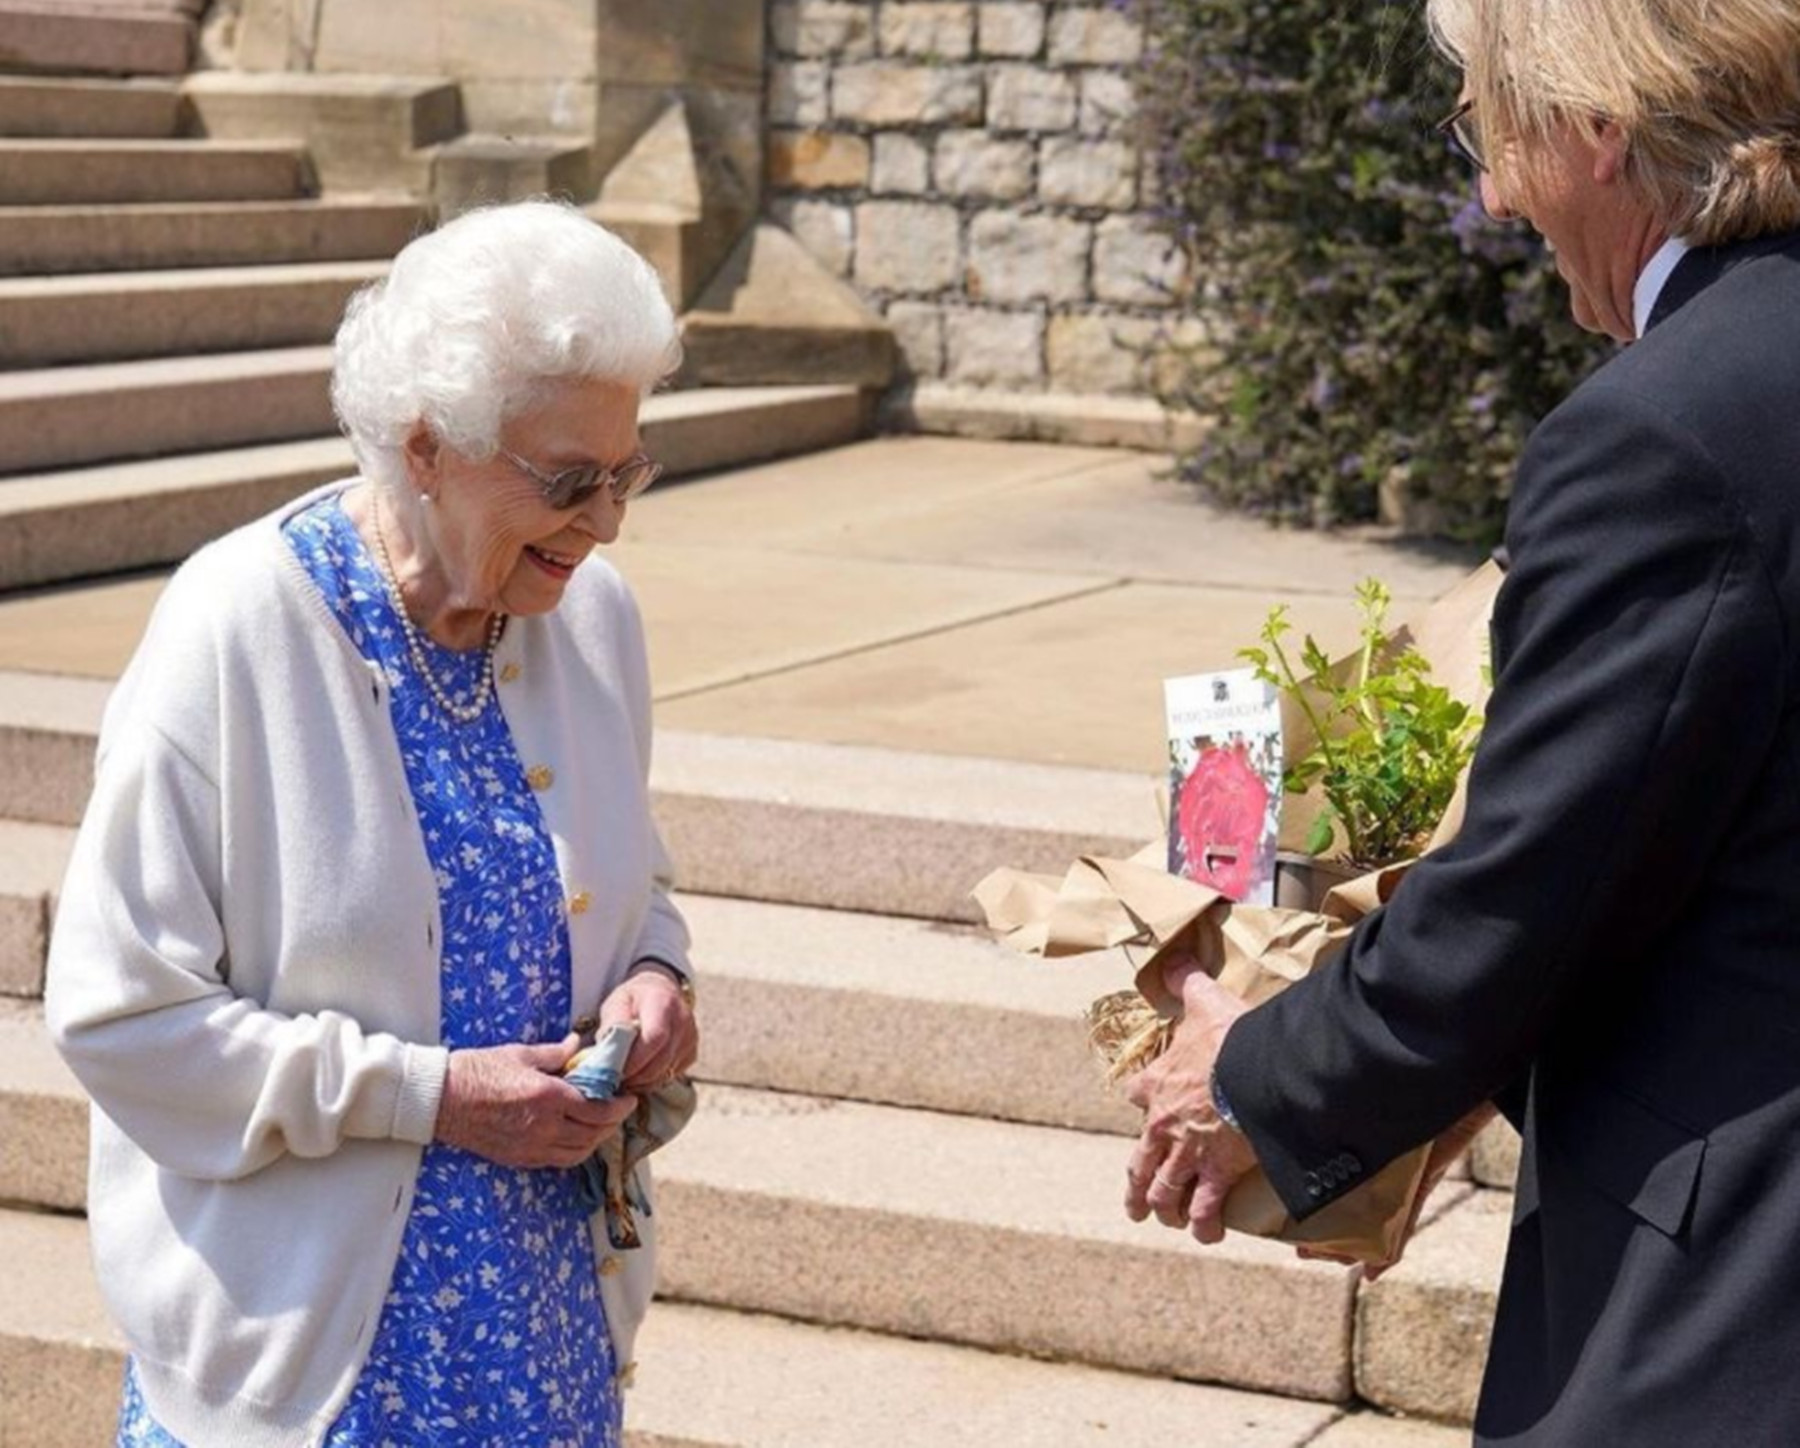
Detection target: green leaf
<box><xmin>1305</xmin><ymin>813</ymin><xmax>1336</xmax><ymax>856</ymax></box>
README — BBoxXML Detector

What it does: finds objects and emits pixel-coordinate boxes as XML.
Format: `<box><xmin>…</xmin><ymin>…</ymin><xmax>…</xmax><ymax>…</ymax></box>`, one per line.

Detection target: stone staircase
<box><xmin>0</xmin><ymin>670</ymin><xmax>1509</xmax><ymax>1445</ymax></box>
<box><xmin>0</xmin><ymin>0</ymin><xmax>198</xmax><ymax>79</ymax></box>
<box><xmin>0</xmin><ymin>62</ymin><xmax>875</xmax><ymax>592</ymax></box>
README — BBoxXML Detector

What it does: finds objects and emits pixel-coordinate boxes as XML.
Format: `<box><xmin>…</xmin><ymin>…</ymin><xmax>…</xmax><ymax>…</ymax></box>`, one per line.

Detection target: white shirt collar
<box><xmin>1633</xmin><ymin>236</ymin><xmax>1691</xmax><ymax>339</ymax></box>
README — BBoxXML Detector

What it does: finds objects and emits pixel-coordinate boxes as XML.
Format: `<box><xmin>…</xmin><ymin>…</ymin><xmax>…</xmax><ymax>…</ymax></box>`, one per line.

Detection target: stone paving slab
<box><xmin>656</xmin><ymin>448</ymin><xmax>1476</xmax><ymax>601</ymax></box>
<box><xmin>619</xmin><ymin>434</ymin><xmax>1126</xmax><ymax>549</ymax></box>
<box><xmin>656</xmin><ymin>578</ymin><xmax>1369</xmax><ymax>774</ymax></box>
<box><xmin>614</xmin><ymin>542</ymin><xmax>1109</xmax><ymax>698</ymax></box>
<box><xmin>0</xmin><ymin>437</ymin><xmax>1478</xmax><ymax>777</ymax></box>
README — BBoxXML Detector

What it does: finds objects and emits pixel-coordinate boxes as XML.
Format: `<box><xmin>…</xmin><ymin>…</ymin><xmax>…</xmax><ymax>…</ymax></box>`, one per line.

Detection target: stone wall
<box><xmin>764</xmin><ymin>1</ymin><xmax>1188</xmax><ymax>399</ymax></box>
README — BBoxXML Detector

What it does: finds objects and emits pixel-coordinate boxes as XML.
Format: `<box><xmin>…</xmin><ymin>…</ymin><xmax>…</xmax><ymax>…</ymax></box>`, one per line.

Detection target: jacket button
<box><xmin>1344</xmin><ymin>1153</ymin><xmax>1363</xmax><ymax>1175</ymax></box>
<box><xmin>1304</xmin><ymin>1172</ymin><xmax>1324</xmax><ymax>1199</ymax></box>
<box><xmin>527</xmin><ymin>764</ymin><xmax>555</xmax><ymax>791</ymax></box>
<box><xmin>599</xmin><ymin>1256</ymin><xmax>623</xmax><ymax>1278</ymax></box>
<box><xmin>568</xmin><ymin>891</ymin><xmax>592</xmax><ymax>916</ymax></box>
<box><xmin>500</xmin><ymin>662</ymin><xmax>521</xmax><ymax>683</ymax></box>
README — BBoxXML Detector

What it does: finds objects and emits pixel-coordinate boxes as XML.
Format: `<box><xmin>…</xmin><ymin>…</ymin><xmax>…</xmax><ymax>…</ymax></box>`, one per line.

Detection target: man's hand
<box><xmin>601</xmin><ymin>963</ymin><xmax>699</xmax><ymax>1093</ymax></box>
<box><xmin>1123</xmin><ymin>956</ymin><xmax>1260</xmax><ymax>1243</ymax></box>
<box><xmin>436</xmin><ymin>1036</ymin><xmax>639</xmax><ymax>1169</ymax></box>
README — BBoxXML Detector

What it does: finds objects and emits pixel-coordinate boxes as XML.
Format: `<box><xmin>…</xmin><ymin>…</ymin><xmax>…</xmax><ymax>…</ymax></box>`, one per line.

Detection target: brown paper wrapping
<box><xmin>971</xmin><ymin>562</ymin><xmax>1504</xmax><ymax>1264</ymax></box>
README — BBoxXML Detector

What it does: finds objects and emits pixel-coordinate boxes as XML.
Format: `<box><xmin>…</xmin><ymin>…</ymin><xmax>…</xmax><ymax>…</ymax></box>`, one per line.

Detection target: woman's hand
<box><xmin>435</xmin><ymin>1034</ymin><xmax>638</xmax><ymax>1169</ymax></box>
<box><xmin>601</xmin><ymin>964</ymin><xmax>699</xmax><ymax>1093</ymax></box>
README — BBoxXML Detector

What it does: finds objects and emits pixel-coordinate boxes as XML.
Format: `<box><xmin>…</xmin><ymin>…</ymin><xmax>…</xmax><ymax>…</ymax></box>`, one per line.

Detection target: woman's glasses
<box><xmin>500</xmin><ymin>448</ymin><xmax>664</xmax><ymax>510</ymax></box>
<box><xmin>1437</xmin><ymin>99</ymin><xmax>1488</xmax><ymax>173</ymax></box>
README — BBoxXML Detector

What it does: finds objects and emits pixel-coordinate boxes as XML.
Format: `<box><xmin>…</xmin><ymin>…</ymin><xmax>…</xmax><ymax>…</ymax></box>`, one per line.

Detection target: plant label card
<box><xmin>1164</xmin><ymin>667</ymin><xmax>1283</xmax><ymax>904</ymax></box>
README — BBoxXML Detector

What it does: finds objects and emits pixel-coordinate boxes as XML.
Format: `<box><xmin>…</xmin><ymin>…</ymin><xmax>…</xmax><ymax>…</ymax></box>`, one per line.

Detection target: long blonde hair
<box><xmin>1428</xmin><ymin>0</ymin><xmax>1800</xmax><ymax>244</ymax></box>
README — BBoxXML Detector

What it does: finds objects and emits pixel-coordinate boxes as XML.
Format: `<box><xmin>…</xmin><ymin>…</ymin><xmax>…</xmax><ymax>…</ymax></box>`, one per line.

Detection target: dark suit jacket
<box><xmin>1216</xmin><ymin>228</ymin><xmax>1800</xmax><ymax>1445</ymax></box>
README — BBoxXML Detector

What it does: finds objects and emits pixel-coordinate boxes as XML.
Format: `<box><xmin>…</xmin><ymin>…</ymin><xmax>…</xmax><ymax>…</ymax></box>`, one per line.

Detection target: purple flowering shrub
<box><xmin>1133</xmin><ymin>0</ymin><xmax>1600</xmax><ymax>542</ymax></box>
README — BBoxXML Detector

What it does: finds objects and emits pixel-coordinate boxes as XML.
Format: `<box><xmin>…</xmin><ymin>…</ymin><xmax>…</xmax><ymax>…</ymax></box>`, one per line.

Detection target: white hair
<box><xmin>331</xmin><ymin>201</ymin><xmax>681</xmax><ymax>491</ymax></box>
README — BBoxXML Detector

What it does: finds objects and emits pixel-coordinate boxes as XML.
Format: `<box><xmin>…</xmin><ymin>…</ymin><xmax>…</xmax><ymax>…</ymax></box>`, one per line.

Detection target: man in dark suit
<box><xmin>1122</xmin><ymin>2</ymin><xmax>1800</xmax><ymax>1441</ymax></box>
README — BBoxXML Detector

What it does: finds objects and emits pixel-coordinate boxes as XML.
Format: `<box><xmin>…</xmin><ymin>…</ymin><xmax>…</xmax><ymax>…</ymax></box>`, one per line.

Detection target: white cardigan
<box><xmin>46</xmin><ymin>483</ymin><xmax>691</xmax><ymax>1448</ymax></box>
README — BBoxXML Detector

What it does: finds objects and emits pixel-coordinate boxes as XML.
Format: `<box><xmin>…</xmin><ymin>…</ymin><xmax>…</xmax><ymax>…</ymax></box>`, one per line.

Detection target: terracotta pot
<box><xmin>1273</xmin><ymin>850</ymin><xmax>1362</xmax><ymax>913</ymax></box>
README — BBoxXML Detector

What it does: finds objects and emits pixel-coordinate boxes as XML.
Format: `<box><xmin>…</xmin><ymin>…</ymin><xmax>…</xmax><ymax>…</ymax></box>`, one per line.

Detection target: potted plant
<box><xmin>1240</xmin><ymin>579</ymin><xmax>1483</xmax><ymax>910</ymax></box>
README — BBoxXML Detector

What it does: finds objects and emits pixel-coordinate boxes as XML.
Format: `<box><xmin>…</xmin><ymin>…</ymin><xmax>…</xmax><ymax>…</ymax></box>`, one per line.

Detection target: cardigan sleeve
<box><xmin>46</xmin><ymin>719</ymin><xmax>449</xmax><ymax>1182</ymax></box>
<box><xmin>1215</xmin><ymin>382</ymin><xmax>1786</xmax><ymax>1219</ymax></box>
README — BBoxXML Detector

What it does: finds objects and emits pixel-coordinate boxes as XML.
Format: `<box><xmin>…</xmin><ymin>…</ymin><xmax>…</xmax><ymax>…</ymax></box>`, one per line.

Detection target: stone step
<box><xmin>647</xmin><ymin>732</ymin><xmax>1153</xmax><ymax>925</ymax></box>
<box><xmin>0</xmin><ymin>139</ymin><xmax>311</xmax><ymax>206</ymax></box>
<box><xmin>0</xmin><ymin>672</ymin><xmax>107</xmax><ymax>828</ymax></box>
<box><xmin>0</xmin><ymin>437</ymin><xmax>357</xmax><ymax>590</ymax></box>
<box><xmin>0</xmin><ymin>1210</ymin><xmax>1465</xmax><ymax>1448</ymax></box>
<box><xmin>0</xmin><ymin>1208</ymin><xmax>118</xmax><ymax>1448</ymax></box>
<box><xmin>1355</xmin><ymin>1190</ymin><xmax>1508</xmax><ymax>1426</ymax></box>
<box><xmin>0</xmin><ymin>999</ymin><xmax>82</xmax><ymax>1208</ymax></box>
<box><xmin>22</xmin><ymin>0</ymin><xmax>204</xmax><ymax>12</ymax></box>
<box><xmin>182</xmin><ymin>71</ymin><xmax>464</xmax><ymax>196</ymax></box>
<box><xmin>433</xmin><ymin>133</ymin><xmax>593</xmax><ymax>214</ymax></box>
<box><xmin>0</xmin><ymin>3</ymin><xmax>192</xmax><ymax>77</ymax></box>
<box><xmin>0</xmin><ymin>1038</ymin><xmax>1352</xmax><ymax>1401</ymax></box>
<box><xmin>0</xmin><ymin>690</ymin><xmax>1152</xmax><ymax>925</ymax></box>
<box><xmin>677</xmin><ymin>223</ymin><xmax>895</xmax><ymax>390</ymax></box>
<box><xmin>683</xmin><ymin>893</ymin><xmax>1138</xmax><ymax>1137</ymax></box>
<box><xmin>0</xmin><ymin>385</ymin><xmax>871</xmax><ymax>590</ymax></box>
<box><xmin>0</xmin><ymin>260</ymin><xmax>387</xmax><ymax>367</ymax></box>
<box><xmin>637</xmin><ymin>384</ymin><xmax>871</xmax><ymax>483</ymax></box>
<box><xmin>663</xmin><ymin>1086</ymin><xmax>1364</xmax><ymax>1399</ymax></box>
<box><xmin>0</xmin><ymin>822</ymin><xmax>71</xmax><ymax>998</ymax></box>
<box><xmin>0</xmin><ymin>879</ymin><xmax>1135</xmax><ymax>1143</ymax></box>
<box><xmin>0</xmin><ymin>345</ymin><xmax>336</xmax><ymax>473</ymax></box>
<box><xmin>0</xmin><ymin>984</ymin><xmax>1501</xmax><ymax>1426</ymax></box>
<box><xmin>631</xmin><ymin>1304</ymin><xmax>1367</xmax><ymax>1448</ymax></box>
<box><xmin>0</xmin><ymin>198</ymin><xmax>428</xmax><ymax>276</ymax></box>
<box><xmin>0</xmin><ymin>74</ymin><xmax>179</xmax><ymax>137</ymax></box>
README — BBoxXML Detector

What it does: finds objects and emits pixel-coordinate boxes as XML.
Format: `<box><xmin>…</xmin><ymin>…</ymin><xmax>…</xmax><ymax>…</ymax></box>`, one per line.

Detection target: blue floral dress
<box><xmin>117</xmin><ymin>493</ymin><xmax>621</xmax><ymax>1448</ymax></box>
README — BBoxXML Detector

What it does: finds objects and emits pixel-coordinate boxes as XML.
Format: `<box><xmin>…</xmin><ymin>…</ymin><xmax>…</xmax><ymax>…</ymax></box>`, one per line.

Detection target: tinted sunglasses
<box><xmin>499</xmin><ymin>448</ymin><xmax>664</xmax><ymax>509</ymax></box>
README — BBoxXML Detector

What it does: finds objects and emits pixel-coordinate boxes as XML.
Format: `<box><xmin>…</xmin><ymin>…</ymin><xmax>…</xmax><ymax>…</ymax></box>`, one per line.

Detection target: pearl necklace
<box><xmin>370</xmin><ymin>501</ymin><xmax>505</xmax><ymax>725</ymax></box>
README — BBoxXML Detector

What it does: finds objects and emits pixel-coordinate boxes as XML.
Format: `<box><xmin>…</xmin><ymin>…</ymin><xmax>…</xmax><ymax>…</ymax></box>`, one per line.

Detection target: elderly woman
<box><xmin>46</xmin><ymin>201</ymin><xmax>699</xmax><ymax>1448</ymax></box>
<box><xmin>1124</xmin><ymin>2</ymin><xmax>1800</xmax><ymax>1443</ymax></box>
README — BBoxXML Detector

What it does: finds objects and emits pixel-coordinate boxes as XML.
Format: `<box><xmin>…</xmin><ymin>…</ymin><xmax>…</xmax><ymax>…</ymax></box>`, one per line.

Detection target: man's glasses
<box><xmin>500</xmin><ymin>448</ymin><xmax>664</xmax><ymax>510</ymax></box>
<box><xmin>1437</xmin><ymin>99</ymin><xmax>1488</xmax><ymax>173</ymax></box>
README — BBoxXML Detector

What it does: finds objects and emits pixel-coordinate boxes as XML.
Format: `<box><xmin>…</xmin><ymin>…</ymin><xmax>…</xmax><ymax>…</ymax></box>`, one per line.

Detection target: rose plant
<box><xmin>1240</xmin><ymin>578</ymin><xmax>1481</xmax><ymax>868</ymax></box>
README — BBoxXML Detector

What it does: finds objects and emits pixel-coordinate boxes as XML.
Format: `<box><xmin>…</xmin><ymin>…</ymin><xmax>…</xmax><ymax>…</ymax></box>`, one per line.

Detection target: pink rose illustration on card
<box><xmin>1165</xmin><ymin>669</ymin><xmax>1283</xmax><ymax>904</ymax></box>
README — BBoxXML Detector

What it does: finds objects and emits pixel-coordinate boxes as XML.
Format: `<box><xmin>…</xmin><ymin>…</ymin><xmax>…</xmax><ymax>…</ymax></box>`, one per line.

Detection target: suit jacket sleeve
<box><xmin>1215</xmin><ymin>379</ymin><xmax>1787</xmax><ymax>1219</ymax></box>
